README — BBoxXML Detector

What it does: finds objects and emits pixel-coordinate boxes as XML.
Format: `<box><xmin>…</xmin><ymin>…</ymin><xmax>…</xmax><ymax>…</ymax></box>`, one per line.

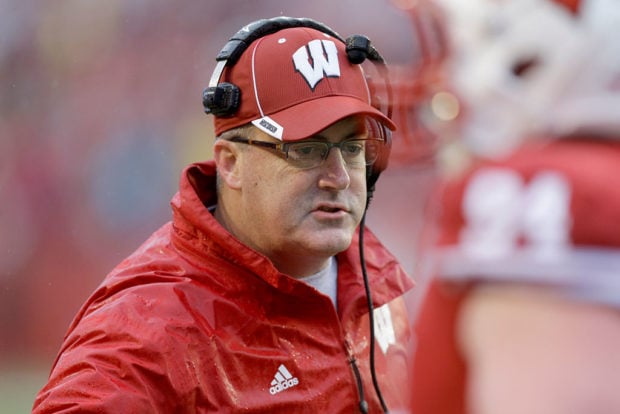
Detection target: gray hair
<box><xmin>216</xmin><ymin>124</ymin><xmax>256</xmax><ymax>143</ymax></box>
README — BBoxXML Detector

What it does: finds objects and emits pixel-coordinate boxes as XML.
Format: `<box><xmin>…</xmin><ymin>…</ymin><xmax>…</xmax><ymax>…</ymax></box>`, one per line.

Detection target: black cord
<box><xmin>358</xmin><ymin>196</ymin><xmax>389</xmax><ymax>413</ymax></box>
<box><xmin>350</xmin><ymin>356</ymin><xmax>369</xmax><ymax>414</ymax></box>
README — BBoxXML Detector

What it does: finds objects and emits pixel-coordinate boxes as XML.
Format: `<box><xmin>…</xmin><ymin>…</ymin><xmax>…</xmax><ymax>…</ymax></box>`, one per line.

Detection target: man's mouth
<box><xmin>317</xmin><ymin>206</ymin><xmax>342</xmax><ymax>213</ymax></box>
<box><xmin>312</xmin><ymin>203</ymin><xmax>349</xmax><ymax>219</ymax></box>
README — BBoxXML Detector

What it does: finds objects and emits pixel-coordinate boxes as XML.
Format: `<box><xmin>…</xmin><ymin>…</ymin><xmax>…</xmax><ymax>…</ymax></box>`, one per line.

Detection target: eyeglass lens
<box><xmin>286</xmin><ymin>140</ymin><xmax>381</xmax><ymax>168</ymax></box>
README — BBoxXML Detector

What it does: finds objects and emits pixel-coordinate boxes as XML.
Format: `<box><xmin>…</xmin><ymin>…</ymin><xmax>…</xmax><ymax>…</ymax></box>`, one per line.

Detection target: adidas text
<box><xmin>269</xmin><ymin>377</ymin><xmax>299</xmax><ymax>395</ymax></box>
<box><xmin>269</xmin><ymin>364</ymin><xmax>299</xmax><ymax>395</ymax></box>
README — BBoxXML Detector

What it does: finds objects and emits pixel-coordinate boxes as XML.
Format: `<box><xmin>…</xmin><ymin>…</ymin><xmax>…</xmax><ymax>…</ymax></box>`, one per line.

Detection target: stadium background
<box><xmin>0</xmin><ymin>1</ymin><xmax>436</xmax><ymax>411</ymax></box>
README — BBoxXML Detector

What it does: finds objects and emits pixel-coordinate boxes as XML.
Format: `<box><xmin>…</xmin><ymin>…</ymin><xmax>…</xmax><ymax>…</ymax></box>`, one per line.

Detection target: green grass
<box><xmin>0</xmin><ymin>366</ymin><xmax>47</xmax><ymax>414</ymax></box>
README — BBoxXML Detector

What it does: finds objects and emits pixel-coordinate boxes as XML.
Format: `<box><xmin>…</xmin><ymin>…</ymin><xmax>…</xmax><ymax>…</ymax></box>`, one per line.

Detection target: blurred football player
<box><xmin>390</xmin><ymin>0</ymin><xmax>620</xmax><ymax>413</ymax></box>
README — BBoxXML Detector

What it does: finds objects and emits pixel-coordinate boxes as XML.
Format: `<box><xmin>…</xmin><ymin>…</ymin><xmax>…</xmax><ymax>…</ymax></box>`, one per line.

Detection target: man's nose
<box><xmin>318</xmin><ymin>147</ymin><xmax>351</xmax><ymax>190</ymax></box>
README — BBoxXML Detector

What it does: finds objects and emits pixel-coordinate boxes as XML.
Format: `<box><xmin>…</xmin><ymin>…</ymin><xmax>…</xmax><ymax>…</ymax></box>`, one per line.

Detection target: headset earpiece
<box><xmin>202</xmin><ymin>82</ymin><xmax>241</xmax><ymax>117</ymax></box>
<box><xmin>345</xmin><ymin>35</ymin><xmax>383</xmax><ymax>65</ymax></box>
<box><xmin>346</xmin><ymin>35</ymin><xmax>372</xmax><ymax>64</ymax></box>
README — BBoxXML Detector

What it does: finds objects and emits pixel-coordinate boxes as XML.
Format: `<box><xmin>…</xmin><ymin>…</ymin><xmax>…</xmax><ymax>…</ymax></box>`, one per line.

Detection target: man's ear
<box><xmin>213</xmin><ymin>139</ymin><xmax>242</xmax><ymax>189</ymax></box>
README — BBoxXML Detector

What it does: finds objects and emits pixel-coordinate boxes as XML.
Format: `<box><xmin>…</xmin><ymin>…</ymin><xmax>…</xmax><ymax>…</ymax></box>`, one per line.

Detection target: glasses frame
<box><xmin>228</xmin><ymin>136</ymin><xmax>384</xmax><ymax>170</ymax></box>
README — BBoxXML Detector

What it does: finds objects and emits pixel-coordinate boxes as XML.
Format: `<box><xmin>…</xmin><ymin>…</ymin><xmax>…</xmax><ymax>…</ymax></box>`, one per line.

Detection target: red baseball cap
<box><xmin>213</xmin><ymin>26</ymin><xmax>396</xmax><ymax>141</ymax></box>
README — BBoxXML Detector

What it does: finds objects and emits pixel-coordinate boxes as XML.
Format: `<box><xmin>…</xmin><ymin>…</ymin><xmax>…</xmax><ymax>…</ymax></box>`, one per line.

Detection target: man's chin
<box><xmin>302</xmin><ymin>231</ymin><xmax>354</xmax><ymax>256</ymax></box>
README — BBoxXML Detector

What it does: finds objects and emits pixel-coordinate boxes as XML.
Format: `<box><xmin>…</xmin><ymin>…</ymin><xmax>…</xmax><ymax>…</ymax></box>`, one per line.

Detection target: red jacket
<box><xmin>33</xmin><ymin>161</ymin><xmax>414</xmax><ymax>413</ymax></box>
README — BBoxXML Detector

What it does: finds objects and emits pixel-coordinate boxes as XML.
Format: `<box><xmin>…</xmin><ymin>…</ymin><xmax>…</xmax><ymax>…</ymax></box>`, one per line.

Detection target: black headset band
<box><xmin>215</xmin><ymin>17</ymin><xmax>345</xmax><ymax>66</ymax></box>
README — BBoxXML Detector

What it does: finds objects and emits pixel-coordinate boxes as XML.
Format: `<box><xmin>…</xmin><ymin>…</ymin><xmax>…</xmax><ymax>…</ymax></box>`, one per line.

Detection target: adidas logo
<box><xmin>269</xmin><ymin>364</ymin><xmax>299</xmax><ymax>395</ymax></box>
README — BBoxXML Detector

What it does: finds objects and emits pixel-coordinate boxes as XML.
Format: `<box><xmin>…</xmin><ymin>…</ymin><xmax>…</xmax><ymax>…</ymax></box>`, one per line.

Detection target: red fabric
<box><xmin>33</xmin><ymin>160</ymin><xmax>414</xmax><ymax>413</ymax></box>
<box><xmin>410</xmin><ymin>139</ymin><xmax>620</xmax><ymax>414</ymax></box>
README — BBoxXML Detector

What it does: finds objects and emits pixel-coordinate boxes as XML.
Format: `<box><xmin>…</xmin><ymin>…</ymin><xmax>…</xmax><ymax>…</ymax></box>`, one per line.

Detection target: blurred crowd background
<box><xmin>1</xmin><ymin>0</ymin><xmax>436</xmax><ymax>410</ymax></box>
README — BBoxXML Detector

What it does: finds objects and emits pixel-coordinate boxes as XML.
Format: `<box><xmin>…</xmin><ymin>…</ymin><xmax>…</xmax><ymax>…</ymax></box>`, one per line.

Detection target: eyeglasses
<box><xmin>228</xmin><ymin>137</ymin><xmax>384</xmax><ymax>170</ymax></box>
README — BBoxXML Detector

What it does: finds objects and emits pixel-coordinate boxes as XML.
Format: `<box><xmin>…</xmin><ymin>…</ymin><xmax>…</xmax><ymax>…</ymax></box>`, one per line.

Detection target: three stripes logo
<box><xmin>269</xmin><ymin>364</ymin><xmax>299</xmax><ymax>395</ymax></box>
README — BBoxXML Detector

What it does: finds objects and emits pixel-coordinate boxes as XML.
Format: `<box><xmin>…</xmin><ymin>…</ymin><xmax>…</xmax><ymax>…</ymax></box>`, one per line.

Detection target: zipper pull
<box><xmin>348</xmin><ymin>351</ymin><xmax>369</xmax><ymax>414</ymax></box>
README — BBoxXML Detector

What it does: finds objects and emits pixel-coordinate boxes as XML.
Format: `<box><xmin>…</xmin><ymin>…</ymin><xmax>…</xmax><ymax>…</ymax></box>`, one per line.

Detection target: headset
<box><xmin>202</xmin><ymin>16</ymin><xmax>394</xmax><ymax>197</ymax></box>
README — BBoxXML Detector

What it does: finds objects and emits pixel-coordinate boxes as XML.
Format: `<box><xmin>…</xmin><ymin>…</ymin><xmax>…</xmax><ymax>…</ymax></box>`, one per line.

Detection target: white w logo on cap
<box><xmin>292</xmin><ymin>39</ymin><xmax>341</xmax><ymax>90</ymax></box>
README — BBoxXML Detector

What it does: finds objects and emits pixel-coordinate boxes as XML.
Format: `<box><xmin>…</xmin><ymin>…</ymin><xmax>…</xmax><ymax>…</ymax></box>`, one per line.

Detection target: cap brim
<box><xmin>259</xmin><ymin>96</ymin><xmax>396</xmax><ymax>141</ymax></box>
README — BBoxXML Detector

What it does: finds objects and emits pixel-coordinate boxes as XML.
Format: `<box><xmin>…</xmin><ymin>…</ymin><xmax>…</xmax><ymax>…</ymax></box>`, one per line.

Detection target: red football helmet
<box><xmin>385</xmin><ymin>0</ymin><xmax>462</xmax><ymax>167</ymax></box>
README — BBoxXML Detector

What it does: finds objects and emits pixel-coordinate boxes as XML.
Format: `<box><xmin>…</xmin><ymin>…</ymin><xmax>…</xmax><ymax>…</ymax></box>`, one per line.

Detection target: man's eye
<box><xmin>297</xmin><ymin>145</ymin><xmax>317</xmax><ymax>155</ymax></box>
<box><xmin>291</xmin><ymin>144</ymin><xmax>323</xmax><ymax>158</ymax></box>
<box><xmin>342</xmin><ymin>142</ymin><xmax>364</xmax><ymax>155</ymax></box>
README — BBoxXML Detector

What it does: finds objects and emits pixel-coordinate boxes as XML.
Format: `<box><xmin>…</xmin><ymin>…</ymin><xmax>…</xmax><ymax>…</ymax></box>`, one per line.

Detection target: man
<box><xmin>32</xmin><ymin>17</ymin><xmax>414</xmax><ymax>413</ymax></box>
<box><xmin>389</xmin><ymin>0</ymin><xmax>620</xmax><ymax>413</ymax></box>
